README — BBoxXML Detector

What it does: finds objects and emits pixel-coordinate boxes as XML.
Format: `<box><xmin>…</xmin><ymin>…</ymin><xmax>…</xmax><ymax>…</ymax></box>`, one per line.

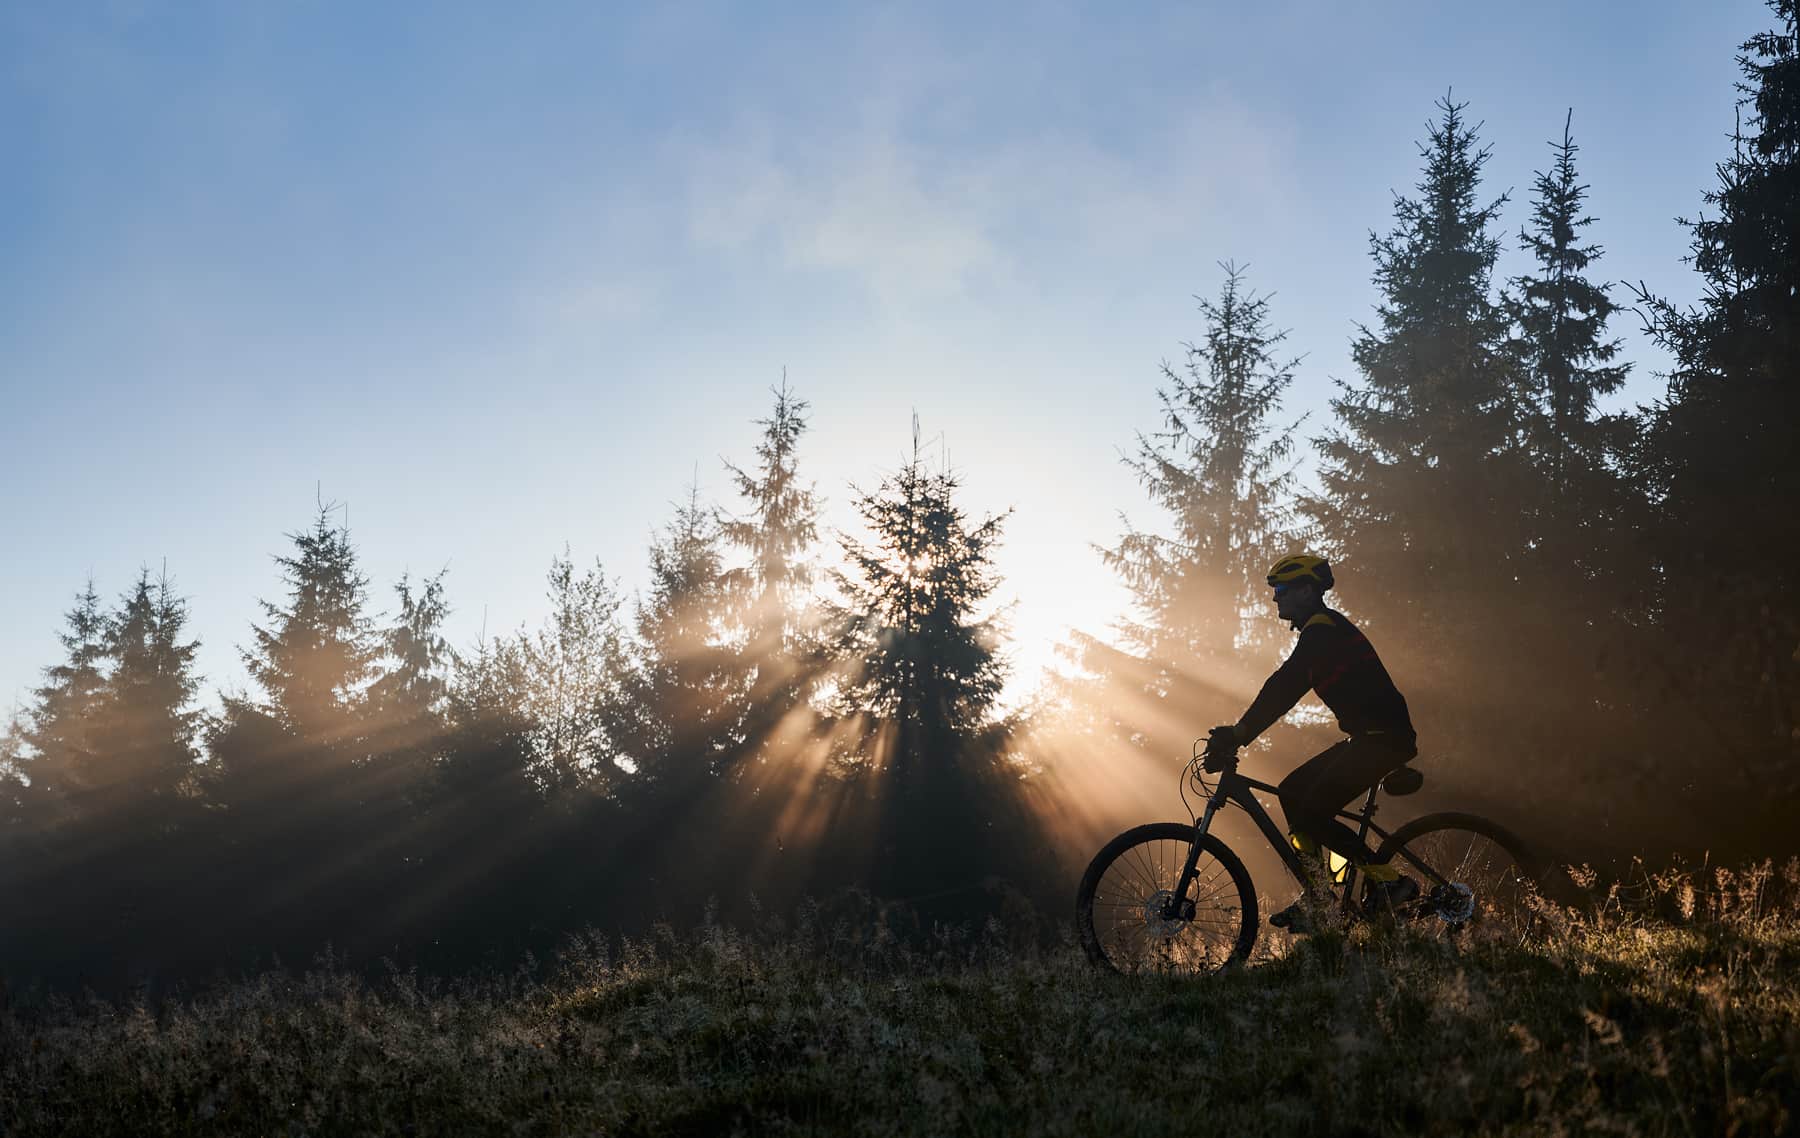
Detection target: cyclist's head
<box><xmin>1267</xmin><ymin>554</ymin><xmax>1331</xmax><ymax>620</ymax></box>
<box><xmin>1267</xmin><ymin>553</ymin><xmax>1333</xmax><ymax>594</ymax></box>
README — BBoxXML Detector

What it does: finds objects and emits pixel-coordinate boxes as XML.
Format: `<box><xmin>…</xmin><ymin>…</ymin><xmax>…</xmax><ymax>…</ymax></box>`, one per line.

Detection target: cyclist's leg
<box><xmin>1274</xmin><ymin>745</ymin><xmax>1348</xmax><ymax>910</ymax></box>
<box><xmin>1269</xmin><ymin>748</ymin><xmax>1347</xmax><ymax>930</ymax></box>
<box><xmin>1278</xmin><ymin>737</ymin><xmax>1408</xmax><ymax>867</ymax></box>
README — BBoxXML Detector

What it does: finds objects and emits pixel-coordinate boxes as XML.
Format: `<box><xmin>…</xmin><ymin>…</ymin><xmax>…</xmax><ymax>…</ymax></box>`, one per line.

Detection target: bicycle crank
<box><xmin>1429</xmin><ymin>882</ymin><xmax>1476</xmax><ymax>925</ymax></box>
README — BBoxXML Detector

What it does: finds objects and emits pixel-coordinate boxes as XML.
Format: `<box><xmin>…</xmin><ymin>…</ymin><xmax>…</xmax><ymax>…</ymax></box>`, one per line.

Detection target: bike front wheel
<box><xmin>1075</xmin><ymin>822</ymin><xmax>1258</xmax><ymax>975</ymax></box>
<box><xmin>1374</xmin><ymin>812</ymin><xmax>1546</xmax><ymax>942</ymax></box>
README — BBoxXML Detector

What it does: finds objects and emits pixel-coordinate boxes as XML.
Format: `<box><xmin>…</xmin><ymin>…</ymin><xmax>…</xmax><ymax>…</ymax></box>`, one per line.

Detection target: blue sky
<box><xmin>0</xmin><ymin>1</ymin><xmax>1773</xmax><ymax>714</ymax></box>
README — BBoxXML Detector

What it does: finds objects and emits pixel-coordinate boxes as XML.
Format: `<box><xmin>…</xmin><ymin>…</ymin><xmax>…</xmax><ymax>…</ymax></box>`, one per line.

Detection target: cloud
<box><xmin>674</xmin><ymin>88</ymin><xmax>1294</xmax><ymax>310</ymax></box>
<box><xmin>680</xmin><ymin>117</ymin><xmax>1003</xmax><ymax>305</ymax></box>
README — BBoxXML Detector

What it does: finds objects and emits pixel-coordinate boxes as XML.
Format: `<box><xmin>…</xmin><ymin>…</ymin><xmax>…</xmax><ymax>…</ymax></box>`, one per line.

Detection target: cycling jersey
<box><xmin>1235</xmin><ymin>607</ymin><xmax>1414</xmax><ymax>744</ymax></box>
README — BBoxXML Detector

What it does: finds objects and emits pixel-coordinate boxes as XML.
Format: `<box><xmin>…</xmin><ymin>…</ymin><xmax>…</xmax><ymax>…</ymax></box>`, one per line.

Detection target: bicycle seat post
<box><xmin>1354</xmin><ymin>785</ymin><xmax>1380</xmax><ymax>842</ymax></box>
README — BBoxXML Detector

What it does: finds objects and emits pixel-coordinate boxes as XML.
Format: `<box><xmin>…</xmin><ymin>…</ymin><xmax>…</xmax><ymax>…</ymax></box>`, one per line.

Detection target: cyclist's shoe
<box><xmin>1269</xmin><ymin>900</ymin><xmax>1316</xmax><ymax>934</ymax></box>
<box><xmin>1364</xmin><ymin>874</ymin><xmax>1420</xmax><ymax>912</ymax></box>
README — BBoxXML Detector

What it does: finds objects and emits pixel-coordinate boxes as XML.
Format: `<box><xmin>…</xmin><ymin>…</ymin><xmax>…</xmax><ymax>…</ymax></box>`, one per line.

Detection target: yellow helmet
<box><xmin>1267</xmin><ymin>553</ymin><xmax>1333</xmax><ymax>591</ymax></box>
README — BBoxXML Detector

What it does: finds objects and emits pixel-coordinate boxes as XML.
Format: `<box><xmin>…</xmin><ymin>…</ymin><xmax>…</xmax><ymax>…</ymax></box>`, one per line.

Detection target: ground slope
<box><xmin>3</xmin><ymin>866</ymin><xmax>1797</xmax><ymax>1136</ymax></box>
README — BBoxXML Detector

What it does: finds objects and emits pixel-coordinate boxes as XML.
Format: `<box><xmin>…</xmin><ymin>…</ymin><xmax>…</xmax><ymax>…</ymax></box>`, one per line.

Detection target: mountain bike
<box><xmin>1074</xmin><ymin>738</ymin><xmax>1550</xmax><ymax>974</ymax></box>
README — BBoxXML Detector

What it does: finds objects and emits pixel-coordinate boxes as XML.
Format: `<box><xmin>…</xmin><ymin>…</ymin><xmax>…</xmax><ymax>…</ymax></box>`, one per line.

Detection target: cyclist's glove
<box><xmin>1202</xmin><ymin>725</ymin><xmax>1239</xmax><ymax>773</ymax></box>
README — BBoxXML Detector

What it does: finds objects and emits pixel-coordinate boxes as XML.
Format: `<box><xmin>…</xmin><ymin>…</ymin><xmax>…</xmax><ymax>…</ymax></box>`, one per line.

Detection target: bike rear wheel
<box><xmin>1374</xmin><ymin>812</ymin><xmax>1545</xmax><ymax>942</ymax></box>
<box><xmin>1076</xmin><ymin>822</ymin><xmax>1257</xmax><ymax>975</ymax></box>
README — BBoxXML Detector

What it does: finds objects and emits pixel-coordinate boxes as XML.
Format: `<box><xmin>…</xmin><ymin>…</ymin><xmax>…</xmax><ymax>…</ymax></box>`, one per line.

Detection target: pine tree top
<box><xmin>242</xmin><ymin>504</ymin><xmax>379</xmax><ymax>735</ymax></box>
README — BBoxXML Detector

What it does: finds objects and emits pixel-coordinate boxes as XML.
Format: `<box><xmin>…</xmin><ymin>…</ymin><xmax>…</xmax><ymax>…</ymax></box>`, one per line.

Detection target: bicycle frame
<box><xmin>1172</xmin><ymin>765</ymin><xmax>1396</xmax><ymax>919</ymax></box>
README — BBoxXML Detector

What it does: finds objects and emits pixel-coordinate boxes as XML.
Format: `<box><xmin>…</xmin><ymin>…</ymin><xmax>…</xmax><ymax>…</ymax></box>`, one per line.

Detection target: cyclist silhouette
<box><xmin>1206</xmin><ymin>554</ymin><xmax>1419</xmax><ymax>929</ymax></box>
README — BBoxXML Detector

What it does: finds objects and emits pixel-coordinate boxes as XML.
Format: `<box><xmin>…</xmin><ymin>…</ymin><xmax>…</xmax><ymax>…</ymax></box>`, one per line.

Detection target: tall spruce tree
<box><xmin>240</xmin><ymin>505</ymin><xmax>379</xmax><ymax>741</ymax></box>
<box><xmin>1099</xmin><ymin>263</ymin><xmax>1303</xmax><ymax>713</ymax></box>
<box><xmin>23</xmin><ymin>580</ymin><xmax>110</xmax><ymax>818</ymax></box>
<box><xmin>368</xmin><ymin>570</ymin><xmax>454</xmax><ymax>725</ymax></box>
<box><xmin>1310</xmin><ymin>95</ymin><xmax>1521</xmax><ymax>641</ymax></box>
<box><xmin>361</xmin><ymin>569</ymin><xmax>455</xmax><ymax>843</ymax></box>
<box><xmin>0</xmin><ymin>711</ymin><xmax>30</xmax><ymax>967</ymax></box>
<box><xmin>722</xmin><ymin>379</ymin><xmax>823</xmax><ymax>741</ymax></box>
<box><xmin>0</xmin><ymin>709</ymin><xmax>32</xmax><ymax>832</ymax></box>
<box><xmin>1634</xmin><ymin>1</ymin><xmax>1800</xmax><ymax>773</ymax></box>
<box><xmin>90</xmin><ymin>567</ymin><xmax>202</xmax><ymax>827</ymax></box>
<box><xmin>615</xmin><ymin>486</ymin><xmax>743</xmax><ymax>779</ymax></box>
<box><xmin>825</xmin><ymin>422</ymin><xmax>1039</xmax><ymax>917</ymax></box>
<box><xmin>206</xmin><ymin>506</ymin><xmax>383</xmax><ymax>959</ymax></box>
<box><xmin>1508</xmin><ymin>112</ymin><xmax>1630</xmax><ymax>507</ymax></box>
<box><xmin>831</xmin><ymin>419</ymin><xmax>1009</xmax><ymax>777</ymax></box>
<box><xmin>436</xmin><ymin>631</ymin><xmax>548</xmax><ymax>827</ymax></box>
<box><xmin>1493</xmin><ymin>114</ymin><xmax>1645</xmax><ymax>798</ymax></box>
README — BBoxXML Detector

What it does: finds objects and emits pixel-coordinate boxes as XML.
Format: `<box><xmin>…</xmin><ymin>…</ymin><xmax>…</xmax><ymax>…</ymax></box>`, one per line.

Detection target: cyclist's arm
<box><xmin>1233</xmin><ymin>626</ymin><xmax>1324</xmax><ymax>743</ymax></box>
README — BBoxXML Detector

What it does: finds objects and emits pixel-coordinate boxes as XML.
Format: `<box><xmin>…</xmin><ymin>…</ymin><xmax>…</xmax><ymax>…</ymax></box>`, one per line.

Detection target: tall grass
<box><xmin>3</xmin><ymin>865</ymin><xmax>1797</xmax><ymax>1136</ymax></box>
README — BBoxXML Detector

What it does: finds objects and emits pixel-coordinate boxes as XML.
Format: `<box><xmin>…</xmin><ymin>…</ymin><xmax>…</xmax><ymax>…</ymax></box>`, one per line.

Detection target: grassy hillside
<box><xmin>2</xmin><ymin>864</ymin><xmax>1797</xmax><ymax>1137</ymax></box>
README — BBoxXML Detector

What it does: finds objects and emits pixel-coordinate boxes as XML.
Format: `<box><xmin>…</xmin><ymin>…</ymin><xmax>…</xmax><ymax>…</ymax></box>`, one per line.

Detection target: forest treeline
<box><xmin>3</xmin><ymin>7</ymin><xmax>1796</xmax><ymax>989</ymax></box>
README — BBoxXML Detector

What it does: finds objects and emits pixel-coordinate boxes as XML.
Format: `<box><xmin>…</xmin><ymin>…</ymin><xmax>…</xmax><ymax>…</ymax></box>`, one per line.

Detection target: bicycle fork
<box><xmin>1164</xmin><ymin>794</ymin><xmax>1228</xmax><ymax>921</ymax></box>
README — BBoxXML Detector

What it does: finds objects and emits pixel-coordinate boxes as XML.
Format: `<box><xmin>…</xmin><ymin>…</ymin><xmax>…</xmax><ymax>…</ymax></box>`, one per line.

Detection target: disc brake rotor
<box><xmin>1141</xmin><ymin>889</ymin><xmax>1188</xmax><ymax>938</ymax></box>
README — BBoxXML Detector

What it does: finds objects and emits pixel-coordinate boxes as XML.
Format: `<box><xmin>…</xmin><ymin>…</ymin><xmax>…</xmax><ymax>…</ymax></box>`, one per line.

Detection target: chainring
<box><xmin>1430</xmin><ymin>882</ymin><xmax>1477</xmax><ymax>925</ymax></box>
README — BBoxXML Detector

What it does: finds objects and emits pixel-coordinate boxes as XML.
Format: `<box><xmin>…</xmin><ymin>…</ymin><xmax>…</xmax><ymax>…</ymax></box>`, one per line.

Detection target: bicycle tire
<box><xmin>1076</xmin><ymin>822</ymin><xmax>1258</xmax><ymax>975</ymax></box>
<box><xmin>1373</xmin><ymin>812</ymin><xmax>1546</xmax><ymax>941</ymax></box>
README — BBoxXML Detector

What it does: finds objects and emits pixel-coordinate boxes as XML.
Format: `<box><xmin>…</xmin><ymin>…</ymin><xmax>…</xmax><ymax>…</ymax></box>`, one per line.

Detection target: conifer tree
<box><xmin>368</xmin><ymin>570</ymin><xmax>454</xmax><ymax>726</ymax></box>
<box><xmin>0</xmin><ymin>709</ymin><xmax>32</xmax><ymax>832</ymax></box>
<box><xmin>90</xmin><ymin>567</ymin><xmax>202</xmax><ymax>827</ymax></box>
<box><xmin>1310</xmin><ymin>95</ymin><xmax>1521</xmax><ymax>638</ymax></box>
<box><xmin>360</xmin><ymin>569</ymin><xmax>456</xmax><ymax>837</ymax></box>
<box><xmin>831</xmin><ymin>419</ymin><xmax>1009</xmax><ymax>776</ymax></box>
<box><xmin>241</xmin><ymin>505</ymin><xmax>379</xmax><ymax>741</ymax></box>
<box><xmin>1633</xmin><ymin>1</ymin><xmax>1800</xmax><ymax>771</ymax></box>
<box><xmin>1099</xmin><ymin>263</ymin><xmax>1303</xmax><ymax>709</ymax></box>
<box><xmin>0</xmin><ymin>707</ymin><xmax>50</xmax><ymax>968</ymax></box>
<box><xmin>616</xmin><ymin>487</ymin><xmax>743</xmax><ymax>779</ymax></box>
<box><xmin>23</xmin><ymin>580</ymin><xmax>110</xmax><ymax>817</ymax></box>
<box><xmin>1508</xmin><ymin>112</ymin><xmax>1630</xmax><ymax>506</ymax></box>
<box><xmin>440</xmin><ymin>635</ymin><xmax>541</xmax><ymax>803</ymax></box>
<box><xmin>721</xmin><ymin>379</ymin><xmax>823</xmax><ymax>739</ymax></box>
<box><xmin>206</xmin><ymin>506</ymin><xmax>383</xmax><ymax>957</ymax></box>
<box><xmin>1501</xmin><ymin>114</ymin><xmax>1638</xmax><ymax>696</ymax></box>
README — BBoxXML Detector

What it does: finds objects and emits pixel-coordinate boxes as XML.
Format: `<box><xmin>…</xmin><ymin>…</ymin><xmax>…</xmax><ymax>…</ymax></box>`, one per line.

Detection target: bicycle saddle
<box><xmin>1381</xmin><ymin>765</ymin><xmax>1424</xmax><ymax>796</ymax></box>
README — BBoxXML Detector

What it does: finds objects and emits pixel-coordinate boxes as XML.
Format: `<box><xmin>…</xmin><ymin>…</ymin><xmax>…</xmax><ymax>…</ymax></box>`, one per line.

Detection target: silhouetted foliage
<box><xmin>89</xmin><ymin>568</ymin><xmax>203</xmax><ymax>830</ymax></box>
<box><xmin>368</xmin><ymin>569</ymin><xmax>454</xmax><ymax>725</ymax></box>
<box><xmin>1310</xmin><ymin>96</ymin><xmax>1523</xmax><ymax>630</ymax></box>
<box><xmin>1507</xmin><ymin>112</ymin><xmax>1631</xmax><ymax>509</ymax></box>
<box><xmin>1087</xmin><ymin>263</ymin><xmax>1304</xmax><ymax>733</ymax></box>
<box><xmin>0</xmin><ymin>712</ymin><xmax>29</xmax><ymax>832</ymax></box>
<box><xmin>200</xmin><ymin>508</ymin><xmax>419</xmax><ymax>975</ymax></box>
<box><xmin>1632</xmin><ymin>0</ymin><xmax>1800</xmax><ymax>787</ymax></box>
<box><xmin>613</xmin><ymin>486</ymin><xmax>745</xmax><ymax>781</ymax></box>
<box><xmin>830</xmin><ymin>419</ymin><xmax>1010</xmax><ymax>775</ymax></box>
<box><xmin>722</xmin><ymin>379</ymin><xmax>825</xmax><ymax>752</ymax></box>
<box><xmin>470</xmin><ymin>552</ymin><xmax>630</xmax><ymax>795</ymax></box>
<box><xmin>239</xmin><ymin>505</ymin><xmax>379</xmax><ymax>741</ymax></box>
<box><xmin>820</xmin><ymin>420</ymin><xmax>1030</xmax><ymax>915</ymax></box>
<box><xmin>1501</xmin><ymin>111</ymin><xmax>1639</xmax><ymax>641</ymax></box>
<box><xmin>21</xmin><ymin>579</ymin><xmax>109</xmax><ymax>822</ymax></box>
<box><xmin>1301</xmin><ymin>95</ymin><xmax>1584</xmax><ymax>817</ymax></box>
